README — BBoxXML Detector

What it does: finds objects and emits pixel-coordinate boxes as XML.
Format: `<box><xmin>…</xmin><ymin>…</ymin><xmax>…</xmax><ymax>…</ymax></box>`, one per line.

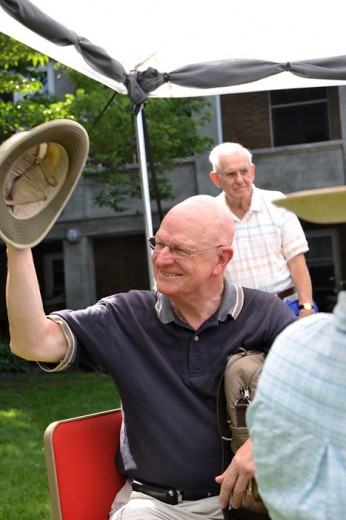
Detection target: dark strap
<box><xmin>216</xmin><ymin>373</ymin><xmax>234</xmax><ymax>472</ymax></box>
<box><xmin>224</xmin><ymin>507</ymin><xmax>271</xmax><ymax>519</ymax></box>
<box><xmin>235</xmin><ymin>400</ymin><xmax>248</xmax><ymax>428</ymax></box>
<box><xmin>276</xmin><ymin>286</ymin><xmax>295</xmax><ymax>299</ymax></box>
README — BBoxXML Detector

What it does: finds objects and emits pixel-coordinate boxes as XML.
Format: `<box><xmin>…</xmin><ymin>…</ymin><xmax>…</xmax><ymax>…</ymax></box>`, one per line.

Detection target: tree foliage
<box><xmin>0</xmin><ymin>34</ymin><xmax>73</xmax><ymax>138</ymax></box>
<box><xmin>0</xmin><ymin>33</ymin><xmax>215</xmax><ymax>212</ymax></box>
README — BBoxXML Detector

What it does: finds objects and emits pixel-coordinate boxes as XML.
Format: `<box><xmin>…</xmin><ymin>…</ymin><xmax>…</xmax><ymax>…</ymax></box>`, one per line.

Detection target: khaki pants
<box><xmin>110</xmin><ymin>481</ymin><xmax>223</xmax><ymax>520</ymax></box>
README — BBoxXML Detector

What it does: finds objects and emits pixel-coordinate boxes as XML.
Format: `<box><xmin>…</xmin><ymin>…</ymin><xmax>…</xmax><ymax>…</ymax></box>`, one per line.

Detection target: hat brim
<box><xmin>0</xmin><ymin>119</ymin><xmax>89</xmax><ymax>248</ymax></box>
<box><xmin>273</xmin><ymin>185</ymin><xmax>346</xmax><ymax>224</ymax></box>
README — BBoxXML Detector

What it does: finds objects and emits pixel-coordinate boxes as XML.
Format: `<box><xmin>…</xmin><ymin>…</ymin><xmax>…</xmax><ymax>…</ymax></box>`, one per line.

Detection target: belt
<box><xmin>276</xmin><ymin>286</ymin><xmax>295</xmax><ymax>300</ymax></box>
<box><xmin>131</xmin><ymin>479</ymin><xmax>219</xmax><ymax>504</ymax></box>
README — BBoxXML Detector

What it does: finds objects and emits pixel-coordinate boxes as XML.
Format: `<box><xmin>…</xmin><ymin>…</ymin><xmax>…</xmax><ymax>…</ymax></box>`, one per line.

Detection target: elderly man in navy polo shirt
<box><xmin>6</xmin><ymin>194</ymin><xmax>295</xmax><ymax>520</ymax></box>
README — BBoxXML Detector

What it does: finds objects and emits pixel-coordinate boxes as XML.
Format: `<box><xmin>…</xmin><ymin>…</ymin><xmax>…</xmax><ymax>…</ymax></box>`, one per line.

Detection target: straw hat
<box><xmin>0</xmin><ymin>119</ymin><xmax>89</xmax><ymax>248</ymax></box>
<box><xmin>273</xmin><ymin>185</ymin><xmax>346</xmax><ymax>223</ymax></box>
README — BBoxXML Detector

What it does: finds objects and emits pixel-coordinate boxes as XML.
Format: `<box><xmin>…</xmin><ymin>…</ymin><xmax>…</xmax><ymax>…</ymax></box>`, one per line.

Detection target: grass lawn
<box><xmin>0</xmin><ymin>371</ymin><xmax>120</xmax><ymax>519</ymax></box>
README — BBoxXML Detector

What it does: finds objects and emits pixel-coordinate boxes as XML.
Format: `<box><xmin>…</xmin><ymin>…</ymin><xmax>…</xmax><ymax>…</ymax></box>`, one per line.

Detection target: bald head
<box><xmin>162</xmin><ymin>195</ymin><xmax>234</xmax><ymax>247</ymax></box>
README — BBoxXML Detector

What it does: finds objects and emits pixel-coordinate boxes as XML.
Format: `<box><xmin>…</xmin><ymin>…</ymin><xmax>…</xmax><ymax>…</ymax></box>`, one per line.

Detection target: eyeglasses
<box><xmin>220</xmin><ymin>168</ymin><xmax>251</xmax><ymax>180</ymax></box>
<box><xmin>147</xmin><ymin>236</ymin><xmax>223</xmax><ymax>260</ymax></box>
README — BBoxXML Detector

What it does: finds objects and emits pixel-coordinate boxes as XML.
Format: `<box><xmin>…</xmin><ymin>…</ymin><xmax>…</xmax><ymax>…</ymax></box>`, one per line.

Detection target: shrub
<box><xmin>0</xmin><ymin>343</ymin><xmax>33</xmax><ymax>373</ymax></box>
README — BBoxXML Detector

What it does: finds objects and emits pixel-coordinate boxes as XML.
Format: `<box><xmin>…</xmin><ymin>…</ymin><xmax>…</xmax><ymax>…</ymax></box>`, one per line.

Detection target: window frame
<box><xmin>269</xmin><ymin>87</ymin><xmax>331</xmax><ymax>147</ymax></box>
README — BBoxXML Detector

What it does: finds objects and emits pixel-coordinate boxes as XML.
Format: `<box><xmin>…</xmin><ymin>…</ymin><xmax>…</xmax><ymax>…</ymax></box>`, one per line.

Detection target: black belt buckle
<box><xmin>132</xmin><ymin>480</ymin><xmax>181</xmax><ymax>505</ymax></box>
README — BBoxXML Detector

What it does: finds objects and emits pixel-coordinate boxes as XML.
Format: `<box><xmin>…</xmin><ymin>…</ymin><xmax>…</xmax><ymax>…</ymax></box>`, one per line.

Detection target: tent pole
<box><xmin>135</xmin><ymin>109</ymin><xmax>156</xmax><ymax>291</ymax></box>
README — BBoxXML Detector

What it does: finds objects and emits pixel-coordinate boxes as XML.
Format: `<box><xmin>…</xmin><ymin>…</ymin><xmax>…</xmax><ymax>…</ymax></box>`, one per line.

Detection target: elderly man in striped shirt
<box><xmin>209</xmin><ymin>142</ymin><xmax>315</xmax><ymax>318</ymax></box>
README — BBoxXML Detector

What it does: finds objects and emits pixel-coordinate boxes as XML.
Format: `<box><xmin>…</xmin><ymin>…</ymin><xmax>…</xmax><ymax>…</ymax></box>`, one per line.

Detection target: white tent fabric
<box><xmin>1</xmin><ymin>0</ymin><xmax>346</xmax><ymax>106</ymax></box>
<box><xmin>1</xmin><ymin>0</ymin><xmax>346</xmax><ymax>289</ymax></box>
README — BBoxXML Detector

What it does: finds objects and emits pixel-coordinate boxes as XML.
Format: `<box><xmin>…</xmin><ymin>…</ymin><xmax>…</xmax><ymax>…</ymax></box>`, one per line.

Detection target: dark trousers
<box><xmin>223</xmin><ymin>508</ymin><xmax>271</xmax><ymax>520</ymax></box>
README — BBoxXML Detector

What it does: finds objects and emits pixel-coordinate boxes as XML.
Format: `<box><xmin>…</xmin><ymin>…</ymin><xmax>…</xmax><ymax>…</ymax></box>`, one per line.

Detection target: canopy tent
<box><xmin>1</xmin><ymin>0</ymin><xmax>346</xmax><ymax>104</ymax></box>
<box><xmin>1</xmin><ymin>0</ymin><xmax>346</xmax><ymax>287</ymax></box>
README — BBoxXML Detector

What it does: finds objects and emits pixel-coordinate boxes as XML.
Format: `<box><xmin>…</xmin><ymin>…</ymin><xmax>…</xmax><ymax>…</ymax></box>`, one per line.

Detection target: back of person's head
<box><xmin>209</xmin><ymin>142</ymin><xmax>252</xmax><ymax>174</ymax></box>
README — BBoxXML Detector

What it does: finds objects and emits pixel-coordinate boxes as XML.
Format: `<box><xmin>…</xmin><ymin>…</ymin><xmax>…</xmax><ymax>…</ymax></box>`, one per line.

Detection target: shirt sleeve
<box><xmin>36</xmin><ymin>315</ymin><xmax>77</xmax><ymax>372</ymax></box>
<box><xmin>281</xmin><ymin>209</ymin><xmax>309</xmax><ymax>261</ymax></box>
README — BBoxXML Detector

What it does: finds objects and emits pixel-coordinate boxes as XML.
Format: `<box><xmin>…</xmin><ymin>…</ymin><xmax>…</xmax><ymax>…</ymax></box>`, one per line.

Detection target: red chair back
<box><xmin>44</xmin><ymin>409</ymin><xmax>125</xmax><ymax>520</ymax></box>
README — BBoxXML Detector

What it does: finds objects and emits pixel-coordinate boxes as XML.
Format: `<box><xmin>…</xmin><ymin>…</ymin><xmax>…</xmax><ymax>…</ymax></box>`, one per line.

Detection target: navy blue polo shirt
<box><xmin>51</xmin><ymin>280</ymin><xmax>295</xmax><ymax>494</ymax></box>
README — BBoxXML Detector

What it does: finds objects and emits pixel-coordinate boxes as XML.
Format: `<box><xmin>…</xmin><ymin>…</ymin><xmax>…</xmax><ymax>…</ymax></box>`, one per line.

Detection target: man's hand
<box><xmin>215</xmin><ymin>438</ymin><xmax>255</xmax><ymax>509</ymax></box>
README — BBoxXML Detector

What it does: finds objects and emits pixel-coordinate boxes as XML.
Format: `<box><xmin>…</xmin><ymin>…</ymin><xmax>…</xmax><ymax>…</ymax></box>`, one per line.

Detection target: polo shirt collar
<box><xmin>155</xmin><ymin>279</ymin><xmax>244</xmax><ymax>324</ymax></box>
<box><xmin>250</xmin><ymin>184</ymin><xmax>261</xmax><ymax>211</ymax></box>
<box><xmin>222</xmin><ymin>184</ymin><xmax>260</xmax><ymax>222</ymax></box>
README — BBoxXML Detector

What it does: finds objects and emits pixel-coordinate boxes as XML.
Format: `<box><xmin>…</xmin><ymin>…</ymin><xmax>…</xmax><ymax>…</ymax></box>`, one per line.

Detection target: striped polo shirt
<box><xmin>216</xmin><ymin>185</ymin><xmax>309</xmax><ymax>294</ymax></box>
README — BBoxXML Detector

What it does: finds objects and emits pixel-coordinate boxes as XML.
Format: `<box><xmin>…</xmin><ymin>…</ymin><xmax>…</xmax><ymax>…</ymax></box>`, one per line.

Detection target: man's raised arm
<box><xmin>6</xmin><ymin>245</ymin><xmax>68</xmax><ymax>363</ymax></box>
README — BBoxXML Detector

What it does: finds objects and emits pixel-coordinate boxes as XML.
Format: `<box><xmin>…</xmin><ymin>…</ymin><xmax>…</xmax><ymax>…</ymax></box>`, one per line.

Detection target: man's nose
<box><xmin>154</xmin><ymin>245</ymin><xmax>175</xmax><ymax>261</ymax></box>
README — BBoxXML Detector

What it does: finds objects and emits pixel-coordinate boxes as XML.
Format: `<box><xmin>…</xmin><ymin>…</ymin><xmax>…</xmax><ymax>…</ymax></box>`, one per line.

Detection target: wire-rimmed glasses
<box><xmin>147</xmin><ymin>236</ymin><xmax>223</xmax><ymax>260</ymax></box>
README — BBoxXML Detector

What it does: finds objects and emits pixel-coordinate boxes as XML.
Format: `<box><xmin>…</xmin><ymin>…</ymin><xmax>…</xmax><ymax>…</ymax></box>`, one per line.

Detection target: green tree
<box><xmin>66</xmin><ymin>69</ymin><xmax>214</xmax><ymax>212</ymax></box>
<box><xmin>0</xmin><ymin>33</ymin><xmax>214</xmax><ymax>213</ymax></box>
<box><xmin>0</xmin><ymin>34</ymin><xmax>75</xmax><ymax>139</ymax></box>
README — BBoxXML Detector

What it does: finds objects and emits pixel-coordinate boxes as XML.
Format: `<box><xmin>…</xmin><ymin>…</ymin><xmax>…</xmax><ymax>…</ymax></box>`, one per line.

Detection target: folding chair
<box><xmin>44</xmin><ymin>408</ymin><xmax>125</xmax><ymax>520</ymax></box>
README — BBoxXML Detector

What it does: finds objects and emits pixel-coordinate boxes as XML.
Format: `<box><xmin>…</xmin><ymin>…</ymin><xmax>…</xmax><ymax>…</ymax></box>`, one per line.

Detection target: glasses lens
<box><xmin>148</xmin><ymin>237</ymin><xmax>190</xmax><ymax>259</ymax></box>
<box><xmin>148</xmin><ymin>237</ymin><xmax>167</xmax><ymax>253</ymax></box>
<box><xmin>171</xmin><ymin>247</ymin><xmax>189</xmax><ymax>259</ymax></box>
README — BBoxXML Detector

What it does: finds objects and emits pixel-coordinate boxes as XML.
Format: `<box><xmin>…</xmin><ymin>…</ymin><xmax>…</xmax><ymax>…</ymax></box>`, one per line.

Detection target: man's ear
<box><xmin>251</xmin><ymin>164</ymin><xmax>255</xmax><ymax>182</ymax></box>
<box><xmin>210</xmin><ymin>171</ymin><xmax>221</xmax><ymax>189</ymax></box>
<box><xmin>213</xmin><ymin>247</ymin><xmax>233</xmax><ymax>276</ymax></box>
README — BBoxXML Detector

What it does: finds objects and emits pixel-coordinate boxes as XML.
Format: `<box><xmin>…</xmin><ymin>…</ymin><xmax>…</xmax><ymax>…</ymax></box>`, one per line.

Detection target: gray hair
<box><xmin>209</xmin><ymin>142</ymin><xmax>253</xmax><ymax>174</ymax></box>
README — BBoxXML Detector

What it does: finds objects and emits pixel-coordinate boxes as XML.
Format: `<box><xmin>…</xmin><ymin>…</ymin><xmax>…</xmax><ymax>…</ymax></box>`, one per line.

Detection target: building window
<box><xmin>305</xmin><ymin>229</ymin><xmax>342</xmax><ymax>312</ymax></box>
<box><xmin>43</xmin><ymin>253</ymin><xmax>65</xmax><ymax>302</ymax></box>
<box><xmin>270</xmin><ymin>87</ymin><xmax>330</xmax><ymax>146</ymax></box>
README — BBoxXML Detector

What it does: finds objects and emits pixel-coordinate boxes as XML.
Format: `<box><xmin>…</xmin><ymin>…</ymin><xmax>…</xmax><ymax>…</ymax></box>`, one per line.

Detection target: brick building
<box><xmin>1</xmin><ymin>85</ymin><xmax>346</xmax><ymax>340</ymax></box>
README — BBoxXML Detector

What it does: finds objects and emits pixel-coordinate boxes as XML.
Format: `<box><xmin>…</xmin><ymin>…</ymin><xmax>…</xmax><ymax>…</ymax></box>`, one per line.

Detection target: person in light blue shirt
<box><xmin>247</xmin><ymin>185</ymin><xmax>346</xmax><ymax>520</ymax></box>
